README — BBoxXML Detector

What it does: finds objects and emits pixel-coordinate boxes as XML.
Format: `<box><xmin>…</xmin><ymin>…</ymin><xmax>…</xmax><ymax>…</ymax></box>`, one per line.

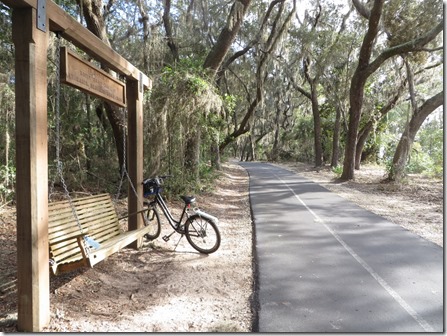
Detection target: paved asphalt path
<box><xmin>240</xmin><ymin>162</ymin><xmax>443</xmax><ymax>333</ymax></box>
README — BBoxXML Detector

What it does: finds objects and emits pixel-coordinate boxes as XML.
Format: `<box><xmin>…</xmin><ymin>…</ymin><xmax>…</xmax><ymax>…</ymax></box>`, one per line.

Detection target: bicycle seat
<box><xmin>181</xmin><ymin>195</ymin><xmax>196</xmax><ymax>205</ymax></box>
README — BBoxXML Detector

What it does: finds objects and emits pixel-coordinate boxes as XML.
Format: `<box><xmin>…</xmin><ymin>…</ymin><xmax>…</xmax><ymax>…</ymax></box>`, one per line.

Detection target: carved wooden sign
<box><xmin>60</xmin><ymin>47</ymin><xmax>126</xmax><ymax>107</ymax></box>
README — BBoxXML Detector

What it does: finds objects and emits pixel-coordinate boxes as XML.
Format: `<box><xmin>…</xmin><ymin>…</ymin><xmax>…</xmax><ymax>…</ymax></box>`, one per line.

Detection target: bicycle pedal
<box><xmin>162</xmin><ymin>235</ymin><xmax>170</xmax><ymax>242</ymax></box>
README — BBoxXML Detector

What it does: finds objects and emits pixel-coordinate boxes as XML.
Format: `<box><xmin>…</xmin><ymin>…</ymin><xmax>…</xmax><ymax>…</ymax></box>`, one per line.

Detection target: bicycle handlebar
<box><xmin>142</xmin><ymin>175</ymin><xmax>172</xmax><ymax>187</ymax></box>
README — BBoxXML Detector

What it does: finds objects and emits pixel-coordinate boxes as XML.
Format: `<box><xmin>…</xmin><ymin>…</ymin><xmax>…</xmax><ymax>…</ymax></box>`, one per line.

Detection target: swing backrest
<box><xmin>48</xmin><ymin>193</ymin><xmax>122</xmax><ymax>274</ymax></box>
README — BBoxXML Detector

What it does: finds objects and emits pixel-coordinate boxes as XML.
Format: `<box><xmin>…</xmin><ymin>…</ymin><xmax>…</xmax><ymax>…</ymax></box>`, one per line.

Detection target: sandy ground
<box><xmin>0</xmin><ymin>160</ymin><xmax>443</xmax><ymax>332</ymax></box>
<box><xmin>1</xmin><ymin>162</ymin><xmax>253</xmax><ymax>332</ymax></box>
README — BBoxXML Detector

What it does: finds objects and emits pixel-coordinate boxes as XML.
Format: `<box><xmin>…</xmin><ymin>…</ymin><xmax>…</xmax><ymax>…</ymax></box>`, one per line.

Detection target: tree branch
<box><xmin>352</xmin><ymin>0</ymin><xmax>370</xmax><ymax>19</ymax></box>
<box><xmin>203</xmin><ymin>0</ymin><xmax>252</xmax><ymax>75</ymax></box>
<box><xmin>357</xmin><ymin>0</ymin><xmax>384</xmax><ymax>70</ymax></box>
<box><xmin>162</xmin><ymin>0</ymin><xmax>179</xmax><ymax>63</ymax></box>
<box><xmin>218</xmin><ymin>0</ymin><xmax>284</xmax><ymax>76</ymax></box>
<box><xmin>366</xmin><ymin>21</ymin><xmax>443</xmax><ymax>77</ymax></box>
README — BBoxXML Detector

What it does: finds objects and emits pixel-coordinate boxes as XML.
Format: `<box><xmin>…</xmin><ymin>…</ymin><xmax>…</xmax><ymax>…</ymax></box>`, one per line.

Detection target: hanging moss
<box><xmin>144</xmin><ymin>59</ymin><xmax>223</xmax><ymax>194</ymax></box>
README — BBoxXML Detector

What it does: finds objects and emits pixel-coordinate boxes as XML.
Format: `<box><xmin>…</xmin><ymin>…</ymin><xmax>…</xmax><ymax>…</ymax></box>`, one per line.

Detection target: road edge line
<box><xmin>275</xmin><ymin>173</ymin><xmax>435</xmax><ymax>333</ymax></box>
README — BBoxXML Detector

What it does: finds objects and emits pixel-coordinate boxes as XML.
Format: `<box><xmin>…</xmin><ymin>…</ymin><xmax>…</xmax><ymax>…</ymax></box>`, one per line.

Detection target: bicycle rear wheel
<box><xmin>185</xmin><ymin>214</ymin><xmax>220</xmax><ymax>254</ymax></box>
<box><xmin>144</xmin><ymin>205</ymin><xmax>161</xmax><ymax>240</ymax></box>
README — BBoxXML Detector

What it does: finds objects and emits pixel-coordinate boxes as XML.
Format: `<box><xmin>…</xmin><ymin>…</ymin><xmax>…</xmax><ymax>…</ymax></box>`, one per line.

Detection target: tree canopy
<box><xmin>0</xmin><ymin>0</ymin><xmax>443</xmax><ymax>201</ymax></box>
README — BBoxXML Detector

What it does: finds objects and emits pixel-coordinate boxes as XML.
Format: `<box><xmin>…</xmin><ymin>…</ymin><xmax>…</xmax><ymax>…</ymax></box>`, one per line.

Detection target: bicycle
<box><xmin>141</xmin><ymin>176</ymin><xmax>221</xmax><ymax>254</ymax></box>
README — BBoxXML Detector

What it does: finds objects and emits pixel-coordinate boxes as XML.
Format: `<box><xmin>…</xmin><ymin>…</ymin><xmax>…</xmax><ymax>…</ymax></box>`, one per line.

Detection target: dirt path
<box><xmin>0</xmin><ymin>162</ymin><xmax>253</xmax><ymax>332</ymax></box>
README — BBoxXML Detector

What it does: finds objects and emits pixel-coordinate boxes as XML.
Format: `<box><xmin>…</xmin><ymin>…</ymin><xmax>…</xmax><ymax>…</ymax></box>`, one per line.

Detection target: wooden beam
<box><xmin>12</xmin><ymin>7</ymin><xmax>50</xmax><ymax>332</ymax></box>
<box><xmin>2</xmin><ymin>0</ymin><xmax>150</xmax><ymax>88</ymax></box>
<box><xmin>126</xmin><ymin>78</ymin><xmax>145</xmax><ymax>249</ymax></box>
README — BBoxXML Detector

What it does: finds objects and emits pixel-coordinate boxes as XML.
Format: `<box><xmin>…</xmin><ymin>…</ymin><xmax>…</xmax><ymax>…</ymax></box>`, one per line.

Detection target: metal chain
<box><xmin>115</xmin><ymin>112</ymin><xmax>126</xmax><ymax>201</ymax></box>
<box><xmin>115</xmin><ymin>107</ymin><xmax>148</xmax><ymax>224</ymax></box>
<box><xmin>54</xmin><ymin>34</ymin><xmax>91</xmax><ymax>253</ymax></box>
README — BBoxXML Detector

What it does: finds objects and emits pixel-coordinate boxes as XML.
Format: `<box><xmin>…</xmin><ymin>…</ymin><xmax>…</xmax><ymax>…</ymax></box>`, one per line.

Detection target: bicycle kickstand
<box><xmin>173</xmin><ymin>234</ymin><xmax>184</xmax><ymax>251</ymax></box>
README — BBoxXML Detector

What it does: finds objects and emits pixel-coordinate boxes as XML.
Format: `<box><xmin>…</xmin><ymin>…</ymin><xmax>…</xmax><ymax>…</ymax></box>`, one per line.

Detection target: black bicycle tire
<box><xmin>185</xmin><ymin>214</ymin><xmax>221</xmax><ymax>254</ymax></box>
<box><xmin>144</xmin><ymin>205</ymin><xmax>161</xmax><ymax>240</ymax></box>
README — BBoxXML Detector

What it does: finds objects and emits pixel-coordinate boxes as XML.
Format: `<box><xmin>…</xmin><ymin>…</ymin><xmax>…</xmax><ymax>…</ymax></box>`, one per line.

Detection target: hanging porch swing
<box><xmin>47</xmin><ymin>35</ymin><xmax>151</xmax><ymax>275</ymax></box>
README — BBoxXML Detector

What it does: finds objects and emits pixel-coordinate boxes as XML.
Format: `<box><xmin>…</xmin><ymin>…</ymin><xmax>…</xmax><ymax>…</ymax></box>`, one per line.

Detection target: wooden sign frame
<box><xmin>60</xmin><ymin>46</ymin><xmax>126</xmax><ymax>107</ymax></box>
<box><xmin>4</xmin><ymin>0</ymin><xmax>151</xmax><ymax>330</ymax></box>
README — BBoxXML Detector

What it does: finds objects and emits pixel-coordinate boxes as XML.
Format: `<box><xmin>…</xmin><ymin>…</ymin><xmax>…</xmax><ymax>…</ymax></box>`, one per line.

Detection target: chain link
<box><xmin>53</xmin><ymin>34</ymin><xmax>92</xmax><ymax>253</ymax></box>
<box><xmin>115</xmin><ymin>107</ymin><xmax>148</xmax><ymax>224</ymax></box>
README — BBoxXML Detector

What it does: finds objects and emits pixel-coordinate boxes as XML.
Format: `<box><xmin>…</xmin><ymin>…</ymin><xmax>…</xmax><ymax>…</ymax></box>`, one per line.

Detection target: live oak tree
<box><xmin>290</xmin><ymin>1</ymin><xmax>353</xmax><ymax>167</ymax></box>
<box><xmin>388</xmin><ymin>91</ymin><xmax>443</xmax><ymax>182</ymax></box>
<box><xmin>203</xmin><ymin>0</ymin><xmax>252</xmax><ymax>76</ymax></box>
<box><xmin>340</xmin><ymin>0</ymin><xmax>443</xmax><ymax>180</ymax></box>
<box><xmin>387</xmin><ymin>56</ymin><xmax>443</xmax><ymax>181</ymax></box>
<box><xmin>218</xmin><ymin>0</ymin><xmax>296</xmax><ymax>154</ymax></box>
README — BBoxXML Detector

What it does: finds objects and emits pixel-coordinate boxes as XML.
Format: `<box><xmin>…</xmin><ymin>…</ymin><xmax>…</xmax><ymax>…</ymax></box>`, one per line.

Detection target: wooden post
<box><xmin>127</xmin><ymin>78</ymin><xmax>144</xmax><ymax>249</ymax></box>
<box><xmin>12</xmin><ymin>6</ymin><xmax>50</xmax><ymax>332</ymax></box>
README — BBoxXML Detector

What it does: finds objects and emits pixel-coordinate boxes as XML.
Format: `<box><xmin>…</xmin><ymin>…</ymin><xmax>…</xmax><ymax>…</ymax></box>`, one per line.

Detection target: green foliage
<box><xmin>223</xmin><ymin>94</ymin><xmax>237</xmax><ymax>115</ymax></box>
<box><xmin>320</xmin><ymin>103</ymin><xmax>337</xmax><ymax>162</ymax></box>
<box><xmin>406</xmin><ymin>142</ymin><xmax>431</xmax><ymax>174</ymax></box>
<box><xmin>145</xmin><ymin>56</ymin><xmax>224</xmax><ymax>191</ymax></box>
<box><xmin>161</xmin><ymin>63</ymin><xmax>209</xmax><ymax>95</ymax></box>
<box><xmin>383</xmin><ymin>0</ymin><xmax>442</xmax><ymax>48</ymax></box>
<box><xmin>157</xmin><ymin>161</ymin><xmax>219</xmax><ymax>200</ymax></box>
<box><xmin>285</xmin><ymin>113</ymin><xmax>315</xmax><ymax>163</ymax></box>
<box><xmin>331</xmin><ymin>165</ymin><xmax>343</xmax><ymax>177</ymax></box>
<box><xmin>0</xmin><ymin>165</ymin><xmax>15</xmax><ymax>204</ymax></box>
<box><xmin>411</xmin><ymin>118</ymin><xmax>443</xmax><ymax>178</ymax></box>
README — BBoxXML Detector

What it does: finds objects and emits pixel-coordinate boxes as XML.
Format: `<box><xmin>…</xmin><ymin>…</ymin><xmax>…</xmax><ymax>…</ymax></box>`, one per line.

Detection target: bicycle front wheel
<box><xmin>143</xmin><ymin>205</ymin><xmax>161</xmax><ymax>240</ymax></box>
<box><xmin>185</xmin><ymin>214</ymin><xmax>220</xmax><ymax>254</ymax></box>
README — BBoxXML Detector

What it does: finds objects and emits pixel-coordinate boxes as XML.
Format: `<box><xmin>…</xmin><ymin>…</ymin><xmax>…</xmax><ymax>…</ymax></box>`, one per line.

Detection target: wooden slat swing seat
<box><xmin>48</xmin><ymin>37</ymin><xmax>149</xmax><ymax>275</ymax></box>
<box><xmin>48</xmin><ymin>193</ymin><xmax>152</xmax><ymax>275</ymax></box>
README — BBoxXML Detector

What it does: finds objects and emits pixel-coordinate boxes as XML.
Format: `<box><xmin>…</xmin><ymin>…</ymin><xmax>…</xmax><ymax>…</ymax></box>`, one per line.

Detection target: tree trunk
<box><xmin>331</xmin><ymin>105</ymin><xmax>341</xmax><ymax>168</ymax></box>
<box><xmin>271</xmin><ymin>96</ymin><xmax>282</xmax><ymax>161</ymax></box>
<box><xmin>355</xmin><ymin>122</ymin><xmax>373</xmax><ymax>169</ymax></box>
<box><xmin>240</xmin><ymin>138</ymin><xmax>249</xmax><ymax>161</ymax></box>
<box><xmin>341</xmin><ymin>0</ymin><xmax>384</xmax><ymax>180</ymax></box>
<box><xmin>291</xmin><ymin>61</ymin><xmax>323</xmax><ymax>167</ymax></box>
<box><xmin>310</xmin><ymin>86</ymin><xmax>323</xmax><ymax>167</ymax></box>
<box><xmin>355</xmin><ymin>83</ymin><xmax>404</xmax><ymax>169</ymax></box>
<box><xmin>137</xmin><ymin>0</ymin><xmax>150</xmax><ymax>71</ymax></box>
<box><xmin>185</xmin><ymin>128</ymin><xmax>201</xmax><ymax>182</ymax></box>
<box><xmin>249</xmin><ymin>132</ymin><xmax>256</xmax><ymax>161</ymax></box>
<box><xmin>388</xmin><ymin>91</ymin><xmax>443</xmax><ymax>181</ymax></box>
<box><xmin>162</xmin><ymin>0</ymin><xmax>180</xmax><ymax>63</ymax></box>
<box><xmin>203</xmin><ymin>0</ymin><xmax>252</xmax><ymax>75</ymax></box>
<box><xmin>85</xmin><ymin>94</ymin><xmax>92</xmax><ymax>172</ymax></box>
<box><xmin>79</xmin><ymin>0</ymin><xmax>126</xmax><ymax>172</ymax></box>
<box><xmin>210</xmin><ymin>135</ymin><xmax>221</xmax><ymax>170</ymax></box>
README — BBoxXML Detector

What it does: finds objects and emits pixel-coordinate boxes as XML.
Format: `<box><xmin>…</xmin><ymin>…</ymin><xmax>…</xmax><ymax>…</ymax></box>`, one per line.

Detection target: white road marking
<box><xmin>275</xmin><ymin>174</ymin><xmax>435</xmax><ymax>332</ymax></box>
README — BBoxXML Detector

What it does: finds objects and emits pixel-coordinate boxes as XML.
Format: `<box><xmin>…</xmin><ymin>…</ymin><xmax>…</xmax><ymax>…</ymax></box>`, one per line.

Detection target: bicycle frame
<box><xmin>143</xmin><ymin>176</ymin><xmax>221</xmax><ymax>253</ymax></box>
<box><xmin>150</xmin><ymin>192</ymin><xmax>189</xmax><ymax>231</ymax></box>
